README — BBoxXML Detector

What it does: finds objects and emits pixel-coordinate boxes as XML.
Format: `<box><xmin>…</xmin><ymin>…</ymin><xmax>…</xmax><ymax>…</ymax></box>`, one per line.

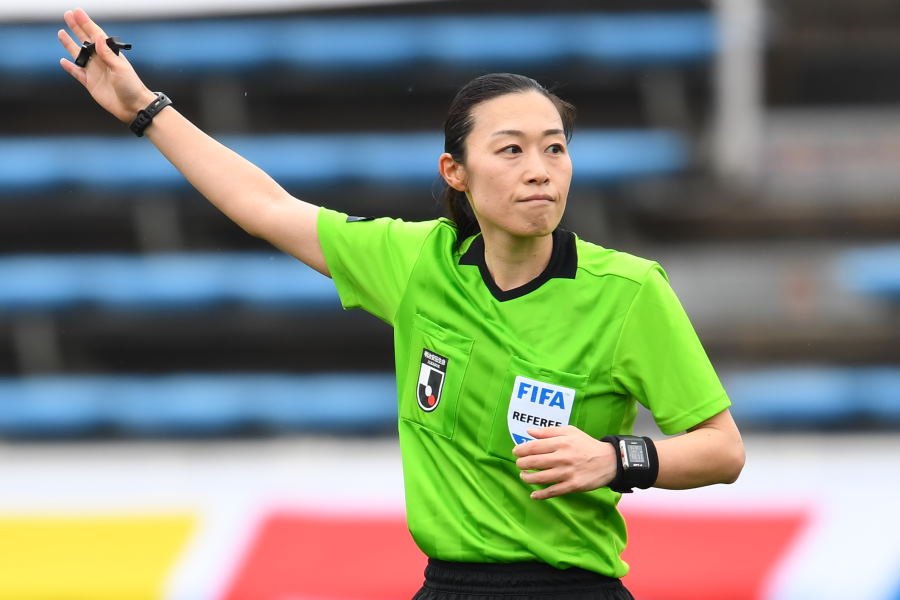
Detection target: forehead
<box><xmin>468</xmin><ymin>91</ymin><xmax>563</xmax><ymax>136</ymax></box>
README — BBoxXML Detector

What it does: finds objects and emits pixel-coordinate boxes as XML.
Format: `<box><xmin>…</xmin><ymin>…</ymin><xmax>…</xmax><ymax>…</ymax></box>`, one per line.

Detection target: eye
<box><xmin>500</xmin><ymin>145</ymin><xmax>522</xmax><ymax>154</ymax></box>
<box><xmin>546</xmin><ymin>143</ymin><xmax>565</xmax><ymax>154</ymax></box>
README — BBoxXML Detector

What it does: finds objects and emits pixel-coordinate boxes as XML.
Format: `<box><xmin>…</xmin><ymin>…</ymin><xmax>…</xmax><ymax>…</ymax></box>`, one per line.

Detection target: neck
<box><xmin>480</xmin><ymin>228</ymin><xmax>554</xmax><ymax>292</ymax></box>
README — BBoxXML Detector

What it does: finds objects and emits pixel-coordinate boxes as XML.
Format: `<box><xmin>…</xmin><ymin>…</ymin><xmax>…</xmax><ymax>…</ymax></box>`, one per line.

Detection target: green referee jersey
<box><xmin>317</xmin><ymin>207</ymin><xmax>730</xmax><ymax>578</ymax></box>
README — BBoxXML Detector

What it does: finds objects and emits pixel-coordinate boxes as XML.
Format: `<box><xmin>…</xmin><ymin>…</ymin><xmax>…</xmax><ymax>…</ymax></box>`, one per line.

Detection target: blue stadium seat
<box><xmin>0</xmin><ymin>252</ymin><xmax>340</xmax><ymax>312</ymax></box>
<box><xmin>0</xmin><ymin>376</ymin><xmax>108</xmax><ymax>435</ymax></box>
<box><xmin>724</xmin><ymin>366</ymin><xmax>900</xmax><ymax>427</ymax></box>
<box><xmin>0</xmin><ymin>130</ymin><xmax>687</xmax><ymax>192</ymax></box>
<box><xmin>856</xmin><ymin>368</ymin><xmax>900</xmax><ymax>424</ymax></box>
<box><xmin>722</xmin><ymin>368</ymin><xmax>858</xmax><ymax>426</ymax></box>
<box><xmin>2</xmin><ymin>367</ymin><xmax>896</xmax><ymax>435</ymax></box>
<box><xmin>0</xmin><ymin>373</ymin><xmax>397</xmax><ymax>436</ymax></box>
<box><xmin>3</xmin><ymin>13</ymin><xmax>715</xmax><ymax>76</ymax></box>
<box><xmin>838</xmin><ymin>245</ymin><xmax>900</xmax><ymax>301</ymax></box>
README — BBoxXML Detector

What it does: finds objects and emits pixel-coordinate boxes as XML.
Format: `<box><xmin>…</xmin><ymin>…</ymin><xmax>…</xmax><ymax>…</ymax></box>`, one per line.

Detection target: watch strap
<box><xmin>130</xmin><ymin>92</ymin><xmax>172</xmax><ymax>137</ymax></box>
<box><xmin>601</xmin><ymin>435</ymin><xmax>659</xmax><ymax>493</ymax></box>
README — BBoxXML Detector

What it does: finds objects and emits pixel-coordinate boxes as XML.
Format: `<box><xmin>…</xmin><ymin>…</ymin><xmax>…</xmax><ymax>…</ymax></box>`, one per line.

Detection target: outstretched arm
<box><xmin>513</xmin><ymin>409</ymin><xmax>745</xmax><ymax>500</ymax></box>
<box><xmin>58</xmin><ymin>9</ymin><xmax>328</xmax><ymax>275</ymax></box>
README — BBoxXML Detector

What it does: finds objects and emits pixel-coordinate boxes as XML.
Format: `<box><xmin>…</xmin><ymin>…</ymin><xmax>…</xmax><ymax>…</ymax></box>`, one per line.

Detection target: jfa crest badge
<box><xmin>417</xmin><ymin>349</ymin><xmax>448</xmax><ymax>412</ymax></box>
<box><xmin>507</xmin><ymin>376</ymin><xmax>575</xmax><ymax>444</ymax></box>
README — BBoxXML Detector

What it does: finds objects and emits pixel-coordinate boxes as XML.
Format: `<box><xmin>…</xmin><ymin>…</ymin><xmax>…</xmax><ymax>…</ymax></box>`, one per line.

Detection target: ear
<box><xmin>439</xmin><ymin>153</ymin><xmax>467</xmax><ymax>192</ymax></box>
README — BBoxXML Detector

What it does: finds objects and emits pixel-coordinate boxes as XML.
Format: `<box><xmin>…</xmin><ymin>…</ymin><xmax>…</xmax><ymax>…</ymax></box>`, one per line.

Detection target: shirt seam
<box><xmin>608</xmin><ymin>261</ymin><xmax>659</xmax><ymax>397</ymax></box>
<box><xmin>390</xmin><ymin>219</ymin><xmax>448</xmax><ymax>323</ymax></box>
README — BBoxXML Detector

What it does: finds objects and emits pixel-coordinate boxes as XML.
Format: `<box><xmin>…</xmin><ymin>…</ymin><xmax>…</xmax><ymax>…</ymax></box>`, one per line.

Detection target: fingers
<box><xmin>63</xmin><ymin>10</ymin><xmax>88</xmax><ymax>44</ymax></box>
<box><xmin>57</xmin><ymin>28</ymin><xmax>81</xmax><ymax>60</ymax></box>
<box><xmin>520</xmin><ymin>466</ymin><xmax>563</xmax><ymax>486</ymax></box>
<box><xmin>527</xmin><ymin>426</ymin><xmax>571</xmax><ymax>439</ymax></box>
<box><xmin>58</xmin><ymin>57</ymin><xmax>87</xmax><ymax>86</ymax></box>
<box><xmin>515</xmin><ymin>452</ymin><xmax>556</xmax><ymax>471</ymax></box>
<box><xmin>73</xmin><ymin>8</ymin><xmax>107</xmax><ymax>42</ymax></box>
<box><xmin>512</xmin><ymin>437</ymin><xmax>561</xmax><ymax>458</ymax></box>
<box><xmin>530</xmin><ymin>482</ymin><xmax>571</xmax><ymax>501</ymax></box>
<box><xmin>93</xmin><ymin>32</ymin><xmax>121</xmax><ymax>68</ymax></box>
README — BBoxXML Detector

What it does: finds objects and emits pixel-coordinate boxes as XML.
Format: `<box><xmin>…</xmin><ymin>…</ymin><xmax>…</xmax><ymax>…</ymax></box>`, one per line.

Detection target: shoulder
<box><xmin>318</xmin><ymin>207</ymin><xmax>452</xmax><ymax>243</ymax></box>
<box><xmin>573</xmin><ymin>235</ymin><xmax>664</xmax><ymax>285</ymax></box>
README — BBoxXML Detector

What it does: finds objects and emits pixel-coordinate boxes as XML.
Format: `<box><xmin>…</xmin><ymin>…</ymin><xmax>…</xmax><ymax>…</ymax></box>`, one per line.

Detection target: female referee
<box><xmin>58</xmin><ymin>8</ymin><xmax>745</xmax><ymax>599</ymax></box>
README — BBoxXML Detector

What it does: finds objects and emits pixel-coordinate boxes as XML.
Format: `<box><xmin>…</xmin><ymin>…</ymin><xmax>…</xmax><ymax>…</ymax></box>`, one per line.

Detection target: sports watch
<box><xmin>601</xmin><ymin>435</ymin><xmax>659</xmax><ymax>493</ymax></box>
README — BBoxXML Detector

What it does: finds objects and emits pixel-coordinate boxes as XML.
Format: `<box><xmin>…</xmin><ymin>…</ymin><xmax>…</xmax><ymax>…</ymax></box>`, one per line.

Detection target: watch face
<box><xmin>621</xmin><ymin>439</ymin><xmax>649</xmax><ymax>469</ymax></box>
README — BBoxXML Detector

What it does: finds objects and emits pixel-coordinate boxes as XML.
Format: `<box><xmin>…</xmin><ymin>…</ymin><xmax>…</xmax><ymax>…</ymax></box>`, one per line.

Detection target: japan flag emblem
<box><xmin>417</xmin><ymin>349</ymin><xmax>448</xmax><ymax>412</ymax></box>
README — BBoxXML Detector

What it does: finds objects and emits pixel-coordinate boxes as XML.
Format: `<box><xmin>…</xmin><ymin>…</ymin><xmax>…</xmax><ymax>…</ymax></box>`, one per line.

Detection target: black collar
<box><xmin>458</xmin><ymin>229</ymin><xmax>577</xmax><ymax>301</ymax></box>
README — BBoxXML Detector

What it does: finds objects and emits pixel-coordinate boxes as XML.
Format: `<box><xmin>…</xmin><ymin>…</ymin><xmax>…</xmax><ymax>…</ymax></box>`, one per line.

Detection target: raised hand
<box><xmin>58</xmin><ymin>8</ymin><xmax>157</xmax><ymax>123</ymax></box>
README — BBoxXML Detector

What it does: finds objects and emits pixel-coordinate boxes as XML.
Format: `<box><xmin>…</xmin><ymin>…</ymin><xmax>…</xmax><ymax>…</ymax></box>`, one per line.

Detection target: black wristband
<box><xmin>129</xmin><ymin>92</ymin><xmax>172</xmax><ymax>137</ymax></box>
<box><xmin>601</xmin><ymin>435</ymin><xmax>659</xmax><ymax>493</ymax></box>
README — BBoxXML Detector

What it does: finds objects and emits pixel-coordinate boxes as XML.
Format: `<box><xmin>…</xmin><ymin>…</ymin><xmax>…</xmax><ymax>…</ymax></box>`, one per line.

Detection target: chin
<box><xmin>508</xmin><ymin>221</ymin><xmax>558</xmax><ymax>239</ymax></box>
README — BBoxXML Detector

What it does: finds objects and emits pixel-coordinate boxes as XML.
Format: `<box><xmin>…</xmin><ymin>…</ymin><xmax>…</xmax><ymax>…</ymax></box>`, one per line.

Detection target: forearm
<box><xmin>653</xmin><ymin>412</ymin><xmax>745</xmax><ymax>489</ymax></box>
<box><xmin>144</xmin><ymin>103</ymin><xmax>298</xmax><ymax>238</ymax></box>
<box><xmin>140</xmin><ymin>103</ymin><xmax>327</xmax><ymax>273</ymax></box>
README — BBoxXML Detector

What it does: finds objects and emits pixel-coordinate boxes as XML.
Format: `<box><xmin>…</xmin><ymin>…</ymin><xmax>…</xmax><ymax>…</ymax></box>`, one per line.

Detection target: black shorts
<box><xmin>412</xmin><ymin>559</ymin><xmax>635</xmax><ymax>600</ymax></box>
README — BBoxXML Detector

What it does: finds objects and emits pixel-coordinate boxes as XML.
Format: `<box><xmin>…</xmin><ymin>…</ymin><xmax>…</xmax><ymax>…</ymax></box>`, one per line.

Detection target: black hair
<box><xmin>441</xmin><ymin>73</ymin><xmax>576</xmax><ymax>247</ymax></box>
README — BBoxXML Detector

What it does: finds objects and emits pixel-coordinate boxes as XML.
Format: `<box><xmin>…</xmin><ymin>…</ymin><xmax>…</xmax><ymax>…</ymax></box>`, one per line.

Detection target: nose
<box><xmin>524</xmin><ymin>153</ymin><xmax>551</xmax><ymax>185</ymax></box>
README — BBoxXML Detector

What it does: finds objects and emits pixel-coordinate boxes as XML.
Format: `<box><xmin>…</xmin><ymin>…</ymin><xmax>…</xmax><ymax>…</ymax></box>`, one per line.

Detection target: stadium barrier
<box><xmin>0</xmin><ymin>130</ymin><xmax>688</xmax><ymax>192</ymax></box>
<box><xmin>2</xmin><ymin>13</ymin><xmax>715</xmax><ymax>76</ymax></box>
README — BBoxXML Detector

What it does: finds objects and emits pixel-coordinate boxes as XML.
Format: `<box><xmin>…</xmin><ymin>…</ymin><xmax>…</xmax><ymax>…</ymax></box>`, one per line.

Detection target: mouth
<box><xmin>517</xmin><ymin>194</ymin><xmax>555</xmax><ymax>203</ymax></box>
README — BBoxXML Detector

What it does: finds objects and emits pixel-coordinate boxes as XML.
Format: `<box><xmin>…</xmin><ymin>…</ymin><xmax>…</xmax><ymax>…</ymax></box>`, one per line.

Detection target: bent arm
<box><xmin>653</xmin><ymin>408</ymin><xmax>745</xmax><ymax>489</ymax></box>
<box><xmin>513</xmin><ymin>408</ymin><xmax>744</xmax><ymax>500</ymax></box>
<box><xmin>58</xmin><ymin>8</ymin><xmax>327</xmax><ymax>275</ymax></box>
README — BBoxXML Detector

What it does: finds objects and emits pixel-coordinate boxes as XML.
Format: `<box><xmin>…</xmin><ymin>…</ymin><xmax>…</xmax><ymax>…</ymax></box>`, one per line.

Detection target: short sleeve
<box><xmin>317</xmin><ymin>207</ymin><xmax>437</xmax><ymax>325</ymax></box>
<box><xmin>611</xmin><ymin>264</ymin><xmax>731</xmax><ymax>435</ymax></box>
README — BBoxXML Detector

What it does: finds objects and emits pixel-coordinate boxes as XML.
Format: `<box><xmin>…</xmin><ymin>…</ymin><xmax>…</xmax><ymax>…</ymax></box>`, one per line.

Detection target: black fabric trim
<box><xmin>458</xmin><ymin>229</ymin><xmax>577</xmax><ymax>302</ymax></box>
<box><xmin>422</xmin><ymin>559</ymin><xmax>623</xmax><ymax>594</ymax></box>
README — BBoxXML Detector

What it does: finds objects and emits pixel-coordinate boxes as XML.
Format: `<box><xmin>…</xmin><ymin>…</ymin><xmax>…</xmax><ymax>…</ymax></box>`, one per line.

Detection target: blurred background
<box><xmin>1</xmin><ymin>0</ymin><xmax>899</xmax><ymax>598</ymax></box>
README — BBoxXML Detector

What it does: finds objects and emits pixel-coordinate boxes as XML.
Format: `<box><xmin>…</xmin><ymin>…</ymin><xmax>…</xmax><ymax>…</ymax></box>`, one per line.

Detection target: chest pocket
<box><xmin>399</xmin><ymin>313</ymin><xmax>474</xmax><ymax>439</ymax></box>
<box><xmin>487</xmin><ymin>355</ymin><xmax>589</xmax><ymax>462</ymax></box>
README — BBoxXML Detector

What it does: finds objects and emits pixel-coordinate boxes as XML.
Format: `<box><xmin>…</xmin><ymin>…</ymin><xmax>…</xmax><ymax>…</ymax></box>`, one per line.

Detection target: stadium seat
<box><xmin>0</xmin><ymin>252</ymin><xmax>339</xmax><ymax>312</ymax></box>
<box><xmin>0</xmin><ymin>374</ymin><xmax>397</xmax><ymax>436</ymax></box>
<box><xmin>3</xmin><ymin>13</ymin><xmax>715</xmax><ymax>76</ymax></box>
<box><xmin>837</xmin><ymin>245</ymin><xmax>900</xmax><ymax>301</ymax></box>
<box><xmin>722</xmin><ymin>368</ymin><xmax>858</xmax><ymax>427</ymax></box>
<box><xmin>856</xmin><ymin>368</ymin><xmax>900</xmax><ymax>424</ymax></box>
<box><xmin>724</xmin><ymin>366</ymin><xmax>900</xmax><ymax>427</ymax></box>
<box><xmin>0</xmin><ymin>130</ymin><xmax>687</xmax><ymax>193</ymax></box>
<box><xmin>0</xmin><ymin>376</ymin><xmax>108</xmax><ymax>435</ymax></box>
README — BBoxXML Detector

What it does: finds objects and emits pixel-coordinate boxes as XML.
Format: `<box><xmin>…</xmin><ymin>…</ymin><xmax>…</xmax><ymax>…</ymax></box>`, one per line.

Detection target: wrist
<box><xmin>125</xmin><ymin>90</ymin><xmax>159</xmax><ymax>121</ymax></box>
<box><xmin>129</xmin><ymin>92</ymin><xmax>173</xmax><ymax>137</ymax></box>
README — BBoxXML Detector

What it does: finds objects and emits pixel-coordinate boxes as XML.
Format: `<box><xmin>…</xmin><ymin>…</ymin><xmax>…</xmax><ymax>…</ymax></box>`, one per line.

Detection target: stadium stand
<box><xmin>2</xmin><ymin>0</ymin><xmax>899</xmax><ymax>436</ymax></box>
<box><xmin>0</xmin><ymin>130</ymin><xmax>687</xmax><ymax>191</ymax></box>
<box><xmin>838</xmin><ymin>245</ymin><xmax>900</xmax><ymax>300</ymax></box>
<box><xmin>723</xmin><ymin>367</ymin><xmax>900</xmax><ymax>428</ymax></box>
<box><xmin>0</xmin><ymin>373</ymin><xmax>396</xmax><ymax>436</ymax></box>
<box><xmin>0</xmin><ymin>253</ymin><xmax>338</xmax><ymax>311</ymax></box>
<box><xmin>1</xmin><ymin>13</ymin><xmax>716</xmax><ymax>75</ymax></box>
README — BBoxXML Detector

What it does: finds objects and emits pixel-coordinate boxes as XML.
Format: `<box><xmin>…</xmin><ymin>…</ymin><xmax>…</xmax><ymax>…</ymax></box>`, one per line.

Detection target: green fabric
<box><xmin>317</xmin><ymin>207</ymin><xmax>730</xmax><ymax>578</ymax></box>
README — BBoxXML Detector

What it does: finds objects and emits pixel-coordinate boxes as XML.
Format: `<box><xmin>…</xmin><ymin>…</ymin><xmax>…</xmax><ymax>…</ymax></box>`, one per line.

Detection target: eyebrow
<box><xmin>491</xmin><ymin>129</ymin><xmax>565</xmax><ymax>137</ymax></box>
